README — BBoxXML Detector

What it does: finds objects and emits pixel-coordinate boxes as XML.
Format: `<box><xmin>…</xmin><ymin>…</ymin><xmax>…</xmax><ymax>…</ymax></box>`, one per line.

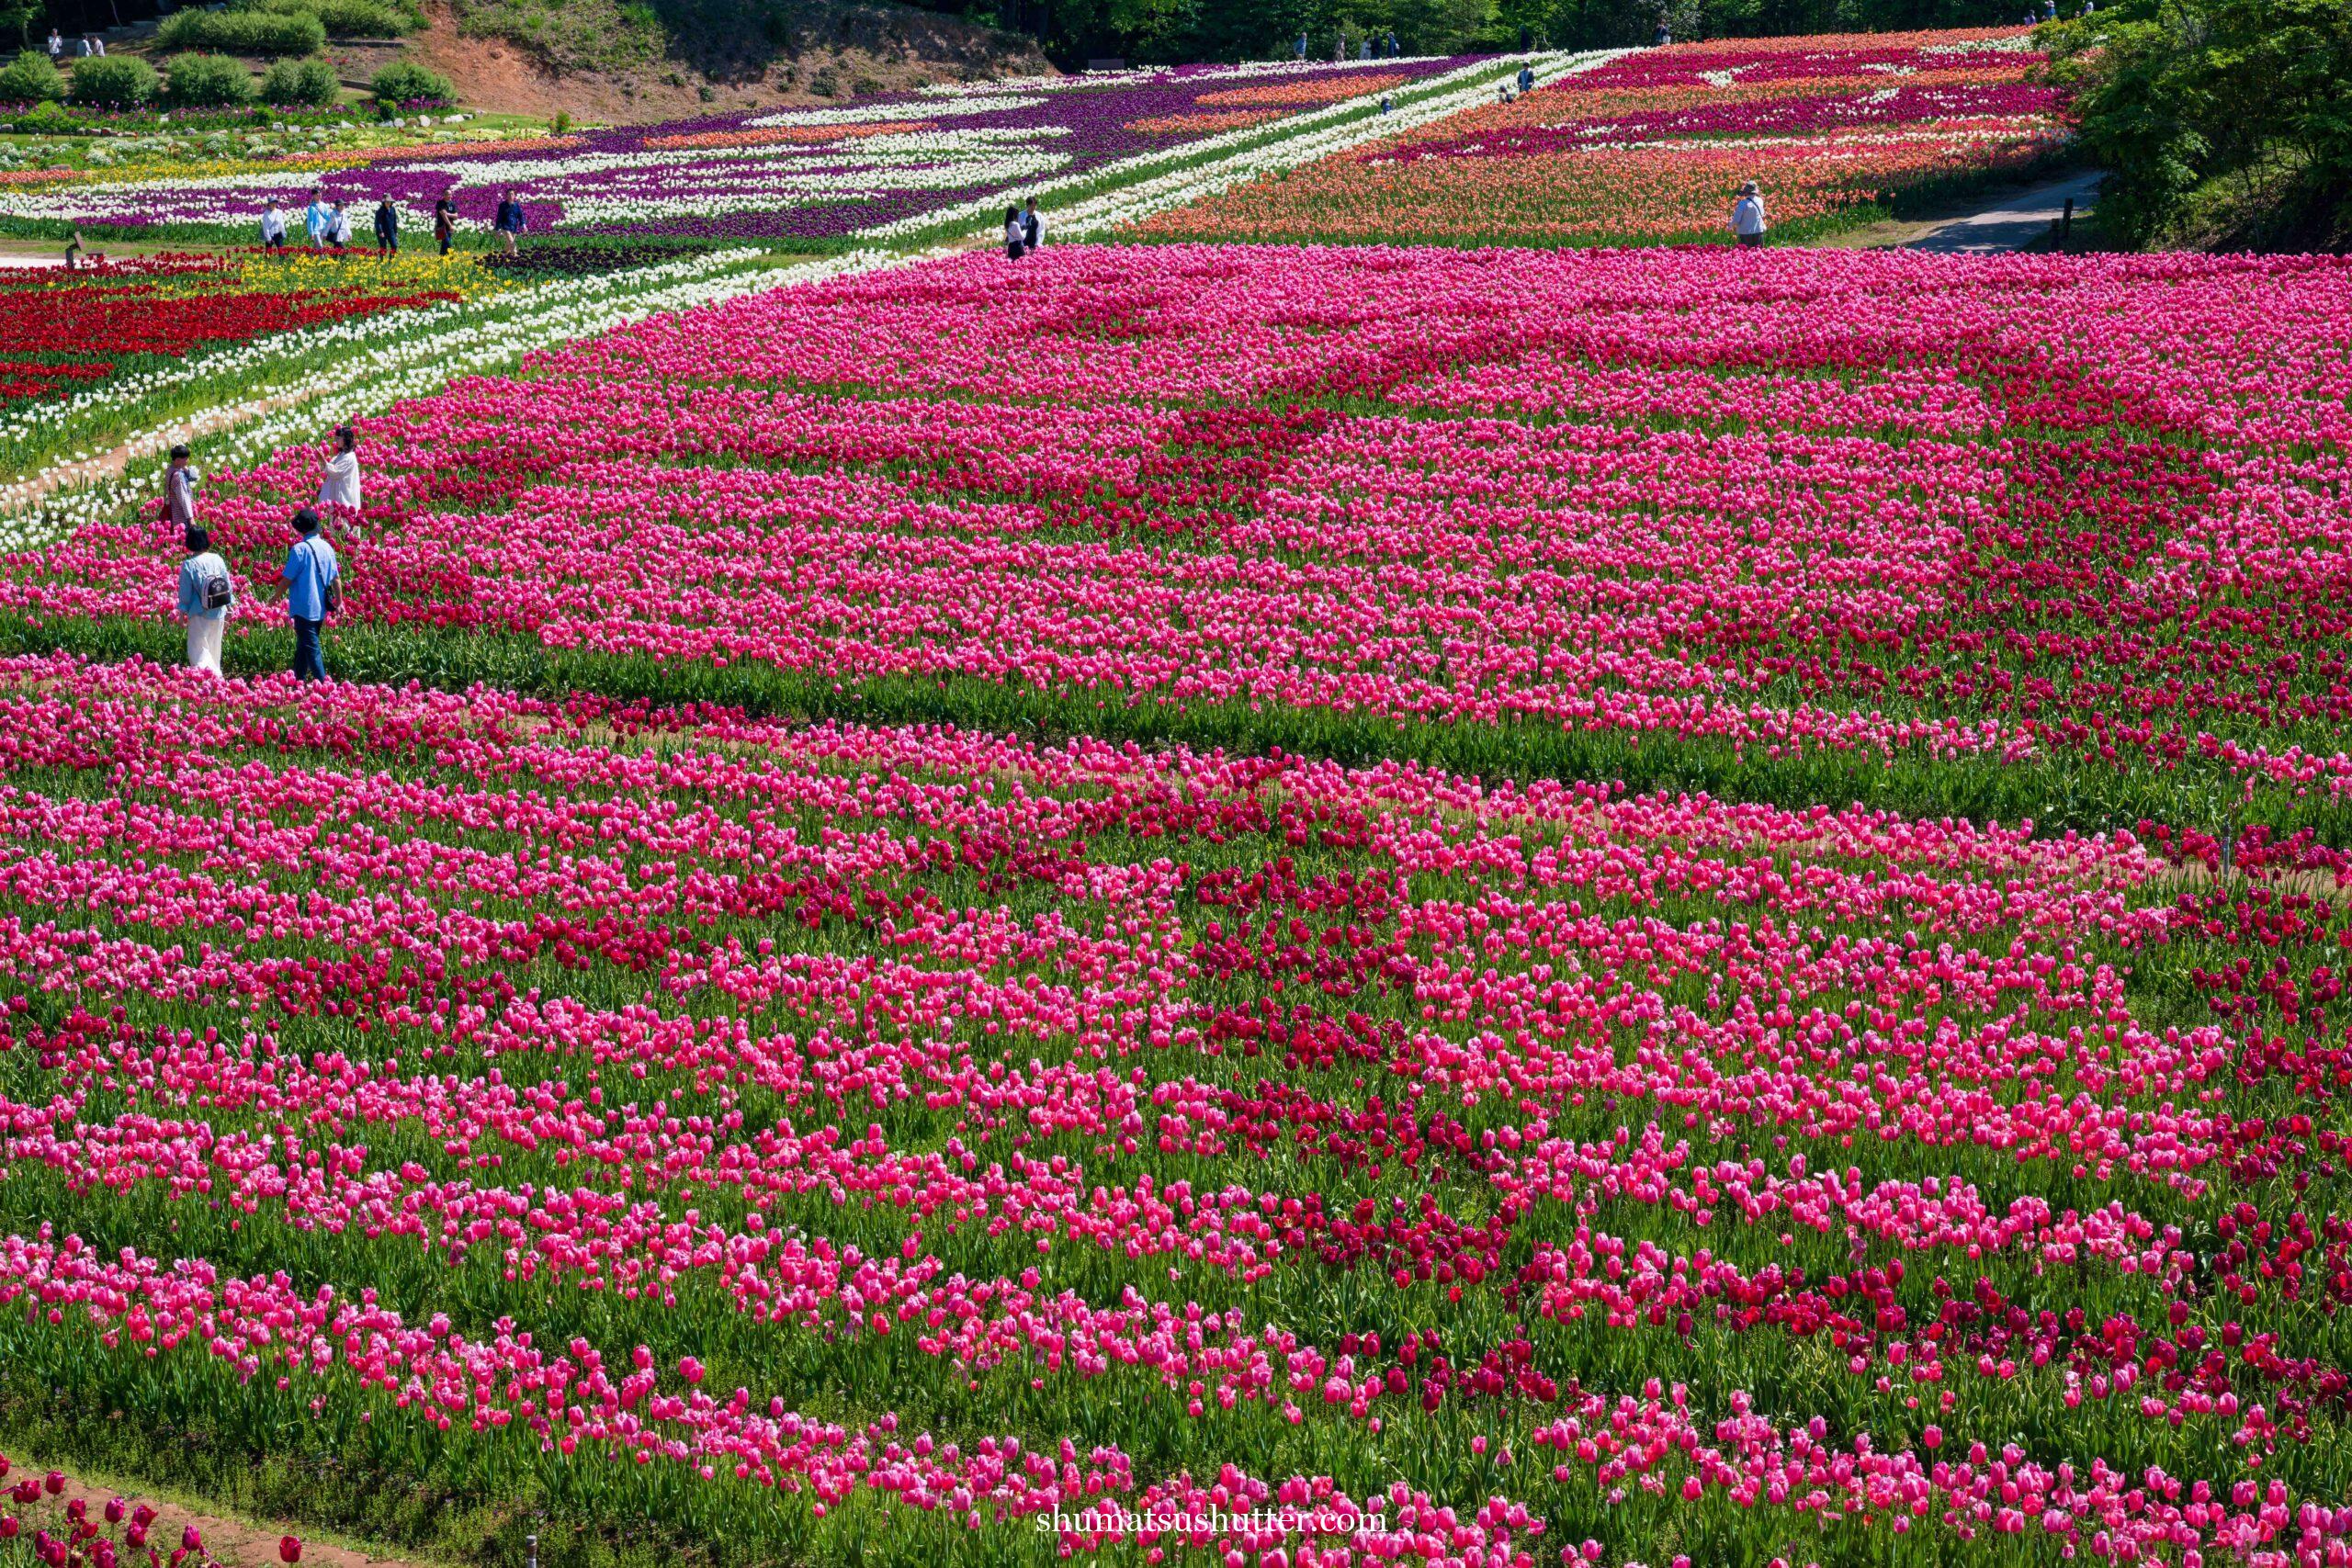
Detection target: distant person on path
<box><xmin>1333</xmin><ymin>33</ymin><xmax>1345</xmax><ymax>62</ymax></box>
<box><xmin>1002</xmin><ymin>206</ymin><xmax>1025</xmax><ymax>260</ymax></box>
<box><xmin>305</xmin><ymin>189</ymin><xmax>333</xmax><ymax>249</ymax></box>
<box><xmin>1731</xmin><ymin>180</ymin><xmax>1768</xmax><ymax>246</ymax></box>
<box><xmin>332</xmin><ymin>201</ymin><xmax>354</xmax><ymax>249</ymax></box>
<box><xmin>318</xmin><ymin>424</ymin><xmax>361</xmax><ymax>512</ymax></box>
<box><xmin>88</xmin><ymin>35</ymin><xmax>104</xmax><ymax>56</ymax></box>
<box><xmin>1294</xmin><ymin>30</ymin><xmax>1306</xmax><ymax>58</ymax></box>
<box><xmin>1654</xmin><ymin>19</ymin><xmax>1670</xmax><ymax>43</ymax></box>
<box><xmin>1385</xmin><ymin>29</ymin><xmax>1397</xmax><ymax>55</ymax></box>
<box><xmin>372</xmin><ymin>197</ymin><xmax>398</xmax><ymax>257</ymax></box>
<box><xmin>280</xmin><ymin>507</ymin><xmax>337</xmax><ymax>682</ymax></box>
<box><xmin>44</xmin><ymin>28</ymin><xmax>62</xmax><ymax>62</ymax></box>
<box><xmin>164</xmin><ymin>444</ymin><xmax>199</xmax><ymax>535</ymax></box>
<box><xmin>433</xmin><ymin>195</ymin><xmax>458</xmax><ymax>255</ymax></box>
<box><xmin>175</xmin><ymin>526</ymin><xmax>232</xmax><ymax>676</ymax></box>
<box><xmin>72</xmin><ymin>33</ymin><xmax>88</xmax><ymax>55</ymax></box>
<box><xmin>1518</xmin><ymin>22</ymin><xmax>1531</xmax><ymax>49</ymax></box>
<box><xmin>1358</xmin><ymin>36</ymin><xmax>1371</xmax><ymax>59</ymax></box>
<box><xmin>1021</xmin><ymin>197</ymin><xmax>1044</xmax><ymax>253</ymax></box>
<box><xmin>1517</xmin><ymin>62</ymin><xmax>1534</xmax><ymax>92</ymax></box>
<box><xmin>493</xmin><ymin>191</ymin><xmax>526</xmax><ymax>254</ymax></box>
<box><xmin>260</xmin><ymin>204</ymin><xmax>288</xmax><ymax>249</ymax></box>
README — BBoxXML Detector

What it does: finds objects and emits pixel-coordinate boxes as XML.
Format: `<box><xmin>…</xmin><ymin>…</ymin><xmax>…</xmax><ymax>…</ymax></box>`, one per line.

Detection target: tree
<box><xmin>2048</xmin><ymin>0</ymin><xmax>2352</xmax><ymax>246</ymax></box>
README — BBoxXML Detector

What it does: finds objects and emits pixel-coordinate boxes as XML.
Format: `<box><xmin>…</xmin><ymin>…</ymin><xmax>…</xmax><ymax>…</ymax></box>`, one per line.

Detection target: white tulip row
<box><xmin>863</xmin><ymin>51</ymin><xmax>1596</xmax><ymax>243</ymax></box>
<box><xmin>918</xmin><ymin>55</ymin><xmax>1467</xmax><ymax>97</ymax></box>
<box><xmin>0</xmin><ymin>246</ymin><xmax>910</xmax><ymax>551</ymax></box>
<box><xmin>1048</xmin><ymin>49</ymin><xmax>1630</xmax><ymax>237</ymax></box>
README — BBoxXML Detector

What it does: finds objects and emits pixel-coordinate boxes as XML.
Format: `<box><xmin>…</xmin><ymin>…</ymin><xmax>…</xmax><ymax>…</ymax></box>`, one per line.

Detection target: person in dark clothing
<box><xmin>372</xmin><ymin>197</ymin><xmax>399</xmax><ymax>258</ymax></box>
<box><xmin>1002</xmin><ymin>206</ymin><xmax>1025</xmax><ymax>260</ymax></box>
<box><xmin>433</xmin><ymin>195</ymin><xmax>457</xmax><ymax>256</ymax></box>
<box><xmin>1021</xmin><ymin>198</ymin><xmax>1044</xmax><ymax>254</ymax></box>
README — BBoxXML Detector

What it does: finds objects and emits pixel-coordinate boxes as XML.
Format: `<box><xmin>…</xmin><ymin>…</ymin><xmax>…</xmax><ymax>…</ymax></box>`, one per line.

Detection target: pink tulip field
<box><xmin>4</xmin><ymin>33</ymin><xmax>2352</xmax><ymax>1568</ymax></box>
<box><xmin>9</xmin><ymin>243</ymin><xmax>2352</xmax><ymax>831</ymax></box>
<box><xmin>0</xmin><ymin>649</ymin><xmax>2343</xmax><ymax>1568</ymax></box>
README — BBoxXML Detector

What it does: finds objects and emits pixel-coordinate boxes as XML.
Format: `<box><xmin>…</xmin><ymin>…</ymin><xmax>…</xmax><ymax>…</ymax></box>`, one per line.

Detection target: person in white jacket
<box><xmin>1731</xmin><ymin>181</ymin><xmax>1768</xmax><ymax>247</ymax></box>
<box><xmin>318</xmin><ymin>425</ymin><xmax>361</xmax><ymax>512</ymax></box>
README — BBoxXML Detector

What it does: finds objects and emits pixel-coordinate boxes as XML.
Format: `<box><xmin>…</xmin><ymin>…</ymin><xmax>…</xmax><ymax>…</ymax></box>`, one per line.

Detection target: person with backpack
<box><xmin>176</xmin><ymin>526</ymin><xmax>232</xmax><ymax>676</ymax></box>
<box><xmin>280</xmin><ymin>507</ymin><xmax>339</xmax><ymax>682</ymax></box>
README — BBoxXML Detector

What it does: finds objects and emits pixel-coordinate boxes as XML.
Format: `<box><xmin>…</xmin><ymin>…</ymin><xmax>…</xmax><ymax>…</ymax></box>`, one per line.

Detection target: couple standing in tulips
<box><xmin>170</xmin><ymin>428</ymin><xmax>357</xmax><ymax>682</ymax></box>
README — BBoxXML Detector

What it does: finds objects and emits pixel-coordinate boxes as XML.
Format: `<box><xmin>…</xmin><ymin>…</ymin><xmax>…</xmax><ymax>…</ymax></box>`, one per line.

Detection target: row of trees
<box><xmin>910</xmin><ymin>0</ymin><xmax>2029</xmax><ymax>70</ymax></box>
<box><xmin>2047</xmin><ymin>0</ymin><xmax>2352</xmax><ymax>248</ymax></box>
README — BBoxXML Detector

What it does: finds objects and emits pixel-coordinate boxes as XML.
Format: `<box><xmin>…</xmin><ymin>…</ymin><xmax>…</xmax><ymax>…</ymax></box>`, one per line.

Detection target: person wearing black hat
<box><xmin>175</xmin><ymin>526</ymin><xmax>232</xmax><ymax>675</ymax></box>
<box><xmin>279</xmin><ymin>507</ymin><xmax>339</xmax><ymax>682</ymax></box>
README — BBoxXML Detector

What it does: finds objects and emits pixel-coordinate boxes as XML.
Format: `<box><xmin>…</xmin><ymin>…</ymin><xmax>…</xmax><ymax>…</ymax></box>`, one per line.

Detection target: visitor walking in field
<box><xmin>281</xmin><ymin>508</ymin><xmax>338</xmax><ymax>682</ymax></box>
<box><xmin>373</xmin><ymin>197</ymin><xmax>399</xmax><ymax>258</ymax></box>
<box><xmin>305</xmin><ymin>189</ymin><xmax>333</xmax><ymax>249</ymax></box>
<box><xmin>1731</xmin><ymin>181</ymin><xmax>1768</xmax><ymax>246</ymax></box>
<box><xmin>261</xmin><ymin>204</ymin><xmax>288</xmax><ymax>249</ymax></box>
<box><xmin>332</xmin><ymin>201</ymin><xmax>355</xmax><ymax>250</ymax></box>
<box><xmin>433</xmin><ymin>195</ymin><xmax>457</xmax><ymax>256</ymax></box>
<box><xmin>1021</xmin><ymin>198</ymin><xmax>1045</xmax><ymax>253</ymax></box>
<box><xmin>175</xmin><ymin>527</ymin><xmax>232</xmax><ymax>676</ymax></box>
<box><xmin>1517</xmin><ymin>62</ymin><xmax>1534</xmax><ymax>93</ymax></box>
<box><xmin>494</xmin><ymin>192</ymin><xmax>526</xmax><ymax>255</ymax></box>
<box><xmin>164</xmin><ymin>444</ymin><xmax>198</xmax><ymax>532</ymax></box>
<box><xmin>317</xmin><ymin>425</ymin><xmax>361</xmax><ymax>513</ymax></box>
<box><xmin>1003</xmin><ymin>206</ymin><xmax>1026</xmax><ymax>260</ymax></box>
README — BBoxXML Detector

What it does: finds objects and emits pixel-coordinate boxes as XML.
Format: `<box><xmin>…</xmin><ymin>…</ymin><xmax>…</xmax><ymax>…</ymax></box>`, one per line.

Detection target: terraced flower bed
<box><xmin>1129</xmin><ymin>30</ymin><xmax>2071</xmax><ymax>246</ymax></box>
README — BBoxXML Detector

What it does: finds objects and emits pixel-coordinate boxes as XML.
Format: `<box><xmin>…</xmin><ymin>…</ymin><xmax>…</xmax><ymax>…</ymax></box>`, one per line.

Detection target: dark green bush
<box><xmin>155</xmin><ymin>7</ymin><xmax>327</xmax><ymax>55</ymax></box>
<box><xmin>64</xmin><ymin>54</ymin><xmax>159</xmax><ymax>107</ymax></box>
<box><xmin>368</xmin><ymin>58</ymin><xmax>450</xmax><ymax>103</ymax></box>
<box><xmin>162</xmin><ymin>51</ymin><xmax>254</xmax><ymax>107</ymax></box>
<box><xmin>0</xmin><ymin>50</ymin><xmax>66</xmax><ymax>103</ymax></box>
<box><xmin>258</xmin><ymin>54</ymin><xmax>338</xmax><ymax>105</ymax></box>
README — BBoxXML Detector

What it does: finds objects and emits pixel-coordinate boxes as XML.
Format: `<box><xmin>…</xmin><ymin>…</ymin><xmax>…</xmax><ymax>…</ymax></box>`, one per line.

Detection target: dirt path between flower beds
<box><xmin>1814</xmin><ymin>168</ymin><xmax>2104</xmax><ymax>253</ymax></box>
<box><xmin>0</xmin><ymin>383</ymin><xmax>320</xmax><ymax>519</ymax></box>
<box><xmin>0</xmin><ymin>1447</ymin><xmax>442</xmax><ymax>1568</ymax></box>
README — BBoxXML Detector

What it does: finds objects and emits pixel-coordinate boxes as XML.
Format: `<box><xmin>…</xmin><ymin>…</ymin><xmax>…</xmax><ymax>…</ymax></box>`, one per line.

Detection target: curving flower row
<box><xmin>1129</xmin><ymin>28</ymin><xmax>2070</xmax><ymax>246</ymax></box>
<box><xmin>17</xmin><ymin>242</ymin><xmax>2352</xmax><ymax>796</ymax></box>
<box><xmin>0</xmin><ymin>654</ymin><xmax>2335</xmax><ymax>1566</ymax></box>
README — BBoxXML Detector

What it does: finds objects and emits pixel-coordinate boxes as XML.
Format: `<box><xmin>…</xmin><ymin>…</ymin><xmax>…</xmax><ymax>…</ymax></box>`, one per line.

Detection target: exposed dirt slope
<box><xmin>370</xmin><ymin>0</ymin><xmax>1050</xmax><ymax>122</ymax></box>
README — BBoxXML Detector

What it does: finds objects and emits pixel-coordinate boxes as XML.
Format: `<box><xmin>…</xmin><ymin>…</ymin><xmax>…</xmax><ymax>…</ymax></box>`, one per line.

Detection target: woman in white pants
<box><xmin>176</xmin><ymin>526</ymin><xmax>232</xmax><ymax>675</ymax></box>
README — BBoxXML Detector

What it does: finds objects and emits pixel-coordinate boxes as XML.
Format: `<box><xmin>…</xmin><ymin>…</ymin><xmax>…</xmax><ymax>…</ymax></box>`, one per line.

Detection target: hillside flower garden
<box><xmin>1132</xmin><ymin>30</ymin><xmax>2071</xmax><ymax>245</ymax></box>
<box><xmin>6</xmin><ymin>22</ymin><xmax>2352</xmax><ymax>1568</ymax></box>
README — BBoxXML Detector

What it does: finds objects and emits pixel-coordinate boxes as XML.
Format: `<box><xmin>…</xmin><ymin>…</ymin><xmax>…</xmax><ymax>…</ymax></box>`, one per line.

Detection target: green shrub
<box><xmin>162</xmin><ymin>51</ymin><xmax>254</xmax><ymax>106</ymax></box>
<box><xmin>0</xmin><ymin>50</ymin><xmax>66</xmax><ymax>103</ymax></box>
<box><xmin>64</xmin><ymin>54</ymin><xmax>159</xmax><ymax>107</ymax></box>
<box><xmin>10</xmin><ymin>96</ymin><xmax>74</xmax><ymax>130</ymax></box>
<box><xmin>235</xmin><ymin>0</ymin><xmax>421</xmax><ymax>37</ymax></box>
<box><xmin>155</xmin><ymin>7</ymin><xmax>327</xmax><ymax>54</ymax></box>
<box><xmin>258</xmin><ymin>54</ymin><xmax>338</xmax><ymax>105</ymax></box>
<box><xmin>368</xmin><ymin>58</ymin><xmax>450</xmax><ymax>103</ymax></box>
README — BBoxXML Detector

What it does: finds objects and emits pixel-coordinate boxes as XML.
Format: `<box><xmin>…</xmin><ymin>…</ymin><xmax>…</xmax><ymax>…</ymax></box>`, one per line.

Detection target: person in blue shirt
<box><xmin>280</xmin><ymin>507</ymin><xmax>338</xmax><ymax>682</ymax></box>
